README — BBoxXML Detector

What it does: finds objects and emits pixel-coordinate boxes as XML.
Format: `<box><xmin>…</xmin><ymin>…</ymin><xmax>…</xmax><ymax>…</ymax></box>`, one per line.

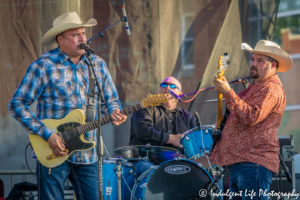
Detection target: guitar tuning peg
<box><xmin>150</xmin><ymin>95</ymin><xmax>153</xmax><ymax>98</ymax></box>
<box><xmin>154</xmin><ymin>95</ymin><xmax>157</xmax><ymax>98</ymax></box>
<box><xmin>157</xmin><ymin>94</ymin><xmax>160</xmax><ymax>97</ymax></box>
<box><xmin>147</xmin><ymin>95</ymin><xmax>149</xmax><ymax>98</ymax></box>
<box><xmin>164</xmin><ymin>94</ymin><xmax>167</xmax><ymax>97</ymax></box>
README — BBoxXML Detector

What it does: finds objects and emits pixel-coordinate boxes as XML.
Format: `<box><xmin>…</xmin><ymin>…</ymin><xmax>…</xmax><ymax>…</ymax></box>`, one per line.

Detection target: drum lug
<box><xmin>174</xmin><ymin>156</ymin><xmax>182</xmax><ymax>160</ymax></box>
<box><xmin>186</xmin><ymin>136</ymin><xmax>189</xmax><ymax>141</ymax></box>
<box><xmin>105</xmin><ymin>187</ymin><xmax>112</xmax><ymax>196</ymax></box>
<box><xmin>197</xmin><ymin>163</ymin><xmax>203</xmax><ymax>168</ymax></box>
<box><xmin>140</xmin><ymin>183</ymin><xmax>147</xmax><ymax>188</ymax></box>
<box><xmin>151</xmin><ymin>165</ymin><xmax>159</xmax><ymax>170</ymax></box>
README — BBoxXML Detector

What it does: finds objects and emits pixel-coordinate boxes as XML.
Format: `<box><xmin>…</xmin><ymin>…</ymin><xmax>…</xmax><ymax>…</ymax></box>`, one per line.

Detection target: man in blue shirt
<box><xmin>7</xmin><ymin>12</ymin><xmax>127</xmax><ymax>200</ymax></box>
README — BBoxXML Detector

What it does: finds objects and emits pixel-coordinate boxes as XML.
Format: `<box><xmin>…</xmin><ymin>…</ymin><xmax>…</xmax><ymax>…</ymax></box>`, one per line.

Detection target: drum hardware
<box><xmin>105</xmin><ymin>180</ymin><xmax>112</xmax><ymax>197</ymax></box>
<box><xmin>199</xmin><ymin>165</ymin><xmax>229</xmax><ymax>200</ymax></box>
<box><xmin>102</xmin><ymin>159</ymin><xmax>136</xmax><ymax>200</ymax></box>
<box><xmin>180</xmin><ymin>127</ymin><xmax>214</xmax><ymax>160</ymax></box>
<box><xmin>114</xmin><ymin>145</ymin><xmax>182</xmax><ymax>164</ymax></box>
<box><xmin>116</xmin><ymin>165</ymin><xmax>122</xmax><ymax>200</ymax></box>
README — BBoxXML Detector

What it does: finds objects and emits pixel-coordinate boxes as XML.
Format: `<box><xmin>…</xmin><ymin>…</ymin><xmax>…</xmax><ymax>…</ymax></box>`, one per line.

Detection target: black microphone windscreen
<box><xmin>79</xmin><ymin>43</ymin><xmax>87</xmax><ymax>49</ymax></box>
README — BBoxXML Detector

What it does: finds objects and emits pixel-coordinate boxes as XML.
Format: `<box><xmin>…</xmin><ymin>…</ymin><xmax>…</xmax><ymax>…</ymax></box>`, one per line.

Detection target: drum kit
<box><xmin>102</xmin><ymin>125</ymin><xmax>224</xmax><ymax>200</ymax></box>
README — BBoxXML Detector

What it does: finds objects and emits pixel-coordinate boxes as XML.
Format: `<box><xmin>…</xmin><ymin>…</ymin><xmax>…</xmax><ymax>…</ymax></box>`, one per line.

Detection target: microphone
<box><xmin>121</xmin><ymin>2</ymin><xmax>130</xmax><ymax>35</ymax></box>
<box><xmin>168</xmin><ymin>89</ymin><xmax>181</xmax><ymax>101</ymax></box>
<box><xmin>79</xmin><ymin>43</ymin><xmax>95</xmax><ymax>54</ymax></box>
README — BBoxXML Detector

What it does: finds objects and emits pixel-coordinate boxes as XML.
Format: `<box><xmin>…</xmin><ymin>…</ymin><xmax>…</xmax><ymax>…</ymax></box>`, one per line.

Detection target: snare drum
<box><xmin>180</xmin><ymin>127</ymin><xmax>214</xmax><ymax>160</ymax></box>
<box><xmin>102</xmin><ymin>159</ymin><xmax>136</xmax><ymax>200</ymax></box>
<box><xmin>131</xmin><ymin>159</ymin><xmax>213</xmax><ymax>200</ymax></box>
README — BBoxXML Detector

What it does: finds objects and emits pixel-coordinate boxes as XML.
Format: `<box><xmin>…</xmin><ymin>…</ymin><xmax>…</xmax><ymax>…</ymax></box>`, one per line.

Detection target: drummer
<box><xmin>129</xmin><ymin>76</ymin><xmax>196</xmax><ymax>177</ymax></box>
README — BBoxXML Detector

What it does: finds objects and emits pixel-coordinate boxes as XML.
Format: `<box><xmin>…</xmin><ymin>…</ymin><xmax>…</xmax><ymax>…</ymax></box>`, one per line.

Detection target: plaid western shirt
<box><xmin>8</xmin><ymin>47</ymin><xmax>121</xmax><ymax>164</ymax></box>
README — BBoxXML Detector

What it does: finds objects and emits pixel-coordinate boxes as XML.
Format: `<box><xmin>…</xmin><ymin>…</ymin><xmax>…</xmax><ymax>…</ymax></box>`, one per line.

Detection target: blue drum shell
<box><xmin>102</xmin><ymin>160</ymin><xmax>135</xmax><ymax>200</ymax></box>
<box><xmin>180</xmin><ymin>128</ymin><xmax>213</xmax><ymax>160</ymax></box>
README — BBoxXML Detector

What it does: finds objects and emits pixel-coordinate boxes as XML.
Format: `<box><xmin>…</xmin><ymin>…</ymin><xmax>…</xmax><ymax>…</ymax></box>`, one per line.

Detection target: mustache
<box><xmin>250</xmin><ymin>66</ymin><xmax>257</xmax><ymax>71</ymax></box>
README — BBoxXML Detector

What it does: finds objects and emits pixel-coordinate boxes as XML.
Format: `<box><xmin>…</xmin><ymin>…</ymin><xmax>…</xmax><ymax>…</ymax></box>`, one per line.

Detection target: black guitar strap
<box><xmin>86</xmin><ymin>60</ymin><xmax>97</xmax><ymax>123</ymax></box>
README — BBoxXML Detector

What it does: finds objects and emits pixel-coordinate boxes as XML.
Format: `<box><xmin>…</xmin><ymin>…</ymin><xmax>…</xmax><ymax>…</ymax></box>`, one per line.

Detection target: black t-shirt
<box><xmin>129</xmin><ymin>105</ymin><xmax>196</xmax><ymax>148</ymax></box>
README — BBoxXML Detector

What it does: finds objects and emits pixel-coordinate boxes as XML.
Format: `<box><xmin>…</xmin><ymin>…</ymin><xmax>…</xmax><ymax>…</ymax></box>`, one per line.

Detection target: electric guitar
<box><xmin>29</xmin><ymin>94</ymin><xmax>168</xmax><ymax>168</ymax></box>
<box><xmin>211</xmin><ymin>53</ymin><xmax>230</xmax><ymax>153</ymax></box>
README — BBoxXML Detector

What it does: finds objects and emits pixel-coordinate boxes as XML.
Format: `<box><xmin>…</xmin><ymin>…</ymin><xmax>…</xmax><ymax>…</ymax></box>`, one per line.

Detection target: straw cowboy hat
<box><xmin>42</xmin><ymin>12</ymin><xmax>97</xmax><ymax>46</ymax></box>
<box><xmin>241</xmin><ymin>40</ymin><xmax>293</xmax><ymax>72</ymax></box>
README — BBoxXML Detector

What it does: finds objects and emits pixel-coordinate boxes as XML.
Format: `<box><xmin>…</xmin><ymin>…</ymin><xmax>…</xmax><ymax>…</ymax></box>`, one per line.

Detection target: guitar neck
<box><xmin>217</xmin><ymin>93</ymin><xmax>223</xmax><ymax>129</ymax></box>
<box><xmin>76</xmin><ymin>103</ymin><xmax>144</xmax><ymax>135</ymax></box>
<box><xmin>215</xmin><ymin>52</ymin><xmax>229</xmax><ymax>130</ymax></box>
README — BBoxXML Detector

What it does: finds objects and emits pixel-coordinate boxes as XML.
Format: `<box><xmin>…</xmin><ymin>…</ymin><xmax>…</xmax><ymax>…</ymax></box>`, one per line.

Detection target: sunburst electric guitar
<box><xmin>29</xmin><ymin>94</ymin><xmax>168</xmax><ymax>168</ymax></box>
<box><xmin>211</xmin><ymin>53</ymin><xmax>230</xmax><ymax>153</ymax></box>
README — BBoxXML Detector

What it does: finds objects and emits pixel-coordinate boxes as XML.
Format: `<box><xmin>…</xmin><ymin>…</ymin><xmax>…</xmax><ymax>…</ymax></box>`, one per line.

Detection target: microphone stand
<box><xmin>85</xmin><ymin>49</ymin><xmax>106</xmax><ymax>200</ymax></box>
<box><xmin>87</xmin><ymin>16</ymin><xmax>128</xmax><ymax>45</ymax></box>
<box><xmin>85</xmin><ymin>11</ymin><xmax>129</xmax><ymax>200</ymax></box>
<box><xmin>278</xmin><ymin>152</ymin><xmax>292</xmax><ymax>183</ymax></box>
<box><xmin>178</xmin><ymin>76</ymin><xmax>252</xmax><ymax>100</ymax></box>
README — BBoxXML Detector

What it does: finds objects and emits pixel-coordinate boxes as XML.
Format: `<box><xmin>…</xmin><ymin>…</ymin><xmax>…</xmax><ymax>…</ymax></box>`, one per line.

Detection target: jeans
<box><xmin>36</xmin><ymin>160</ymin><xmax>99</xmax><ymax>200</ymax></box>
<box><xmin>229</xmin><ymin>162</ymin><xmax>273</xmax><ymax>200</ymax></box>
<box><xmin>133</xmin><ymin>160</ymin><xmax>155</xmax><ymax>178</ymax></box>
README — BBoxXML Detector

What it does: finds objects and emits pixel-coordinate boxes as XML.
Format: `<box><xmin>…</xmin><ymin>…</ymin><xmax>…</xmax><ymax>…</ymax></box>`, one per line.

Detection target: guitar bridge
<box><xmin>46</xmin><ymin>149</ymin><xmax>69</xmax><ymax>160</ymax></box>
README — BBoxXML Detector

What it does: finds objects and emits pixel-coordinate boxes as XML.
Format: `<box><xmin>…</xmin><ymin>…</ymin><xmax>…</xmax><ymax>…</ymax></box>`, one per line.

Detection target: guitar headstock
<box><xmin>142</xmin><ymin>94</ymin><xmax>168</xmax><ymax>108</ymax></box>
<box><xmin>217</xmin><ymin>52</ymin><xmax>230</xmax><ymax>79</ymax></box>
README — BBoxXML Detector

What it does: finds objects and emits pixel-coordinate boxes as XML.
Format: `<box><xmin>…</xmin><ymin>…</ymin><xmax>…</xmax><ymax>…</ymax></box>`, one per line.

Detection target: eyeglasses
<box><xmin>160</xmin><ymin>82</ymin><xmax>180</xmax><ymax>91</ymax></box>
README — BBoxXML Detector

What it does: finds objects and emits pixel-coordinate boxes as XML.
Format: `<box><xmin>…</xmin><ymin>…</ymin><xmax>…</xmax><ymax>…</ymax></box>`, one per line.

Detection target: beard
<box><xmin>250</xmin><ymin>66</ymin><xmax>259</xmax><ymax>79</ymax></box>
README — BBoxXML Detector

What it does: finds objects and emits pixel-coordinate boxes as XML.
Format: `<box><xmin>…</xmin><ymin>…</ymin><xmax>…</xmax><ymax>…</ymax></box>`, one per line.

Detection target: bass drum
<box><xmin>131</xmin><ymin>159</ymin><xmax>212</xmax><ymax>200</ymax></box>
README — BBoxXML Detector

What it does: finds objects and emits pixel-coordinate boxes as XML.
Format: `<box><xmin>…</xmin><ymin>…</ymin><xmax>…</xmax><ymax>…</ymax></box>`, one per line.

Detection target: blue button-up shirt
<box><xmin>8</xmin><ymin>47</ymin><xmax>121</xmax><ymax>164</ymax></box>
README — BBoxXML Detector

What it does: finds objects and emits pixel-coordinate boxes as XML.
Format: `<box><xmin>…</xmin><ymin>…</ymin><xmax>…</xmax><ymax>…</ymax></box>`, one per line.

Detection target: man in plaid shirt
<box><xmin>8</xmin><ymin>12</ymin><xmax>127</xmax><ymax>200</ymax></box>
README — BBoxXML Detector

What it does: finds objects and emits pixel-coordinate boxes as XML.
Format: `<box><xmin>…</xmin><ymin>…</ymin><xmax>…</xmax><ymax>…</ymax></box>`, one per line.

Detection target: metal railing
<box><xmin>0</xmin><ymin>170</ymin><xmax>35</xmax><ymax>188</ymax></box>
<box><xmin>0</xmin><ymin>170</ymin><xmax>75</xmax><ymax>200</ymax></box>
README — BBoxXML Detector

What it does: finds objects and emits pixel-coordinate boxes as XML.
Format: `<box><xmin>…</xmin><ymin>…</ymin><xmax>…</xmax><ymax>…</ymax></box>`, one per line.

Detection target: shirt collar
<box><xmin>253</xmin><ymin>73</ymin><xmax>280</xmax><ymax>85</ymax></box>
<box><xmin>159</xmin><ymin>104</ymin><xmax>183</xmax><ymax>113</ymax></box>
<box><xmin>57</xmin><ymin>47</ymin><xmax>86</xmax><ymax>64</ymax></box>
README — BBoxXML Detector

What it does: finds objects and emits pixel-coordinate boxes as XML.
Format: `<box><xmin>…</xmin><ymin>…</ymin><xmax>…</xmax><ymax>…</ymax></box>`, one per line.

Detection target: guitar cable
<box><xmin>25</xmin><ymin>143</ymin><xmax>52</xmax><ymax>179</ymax></box>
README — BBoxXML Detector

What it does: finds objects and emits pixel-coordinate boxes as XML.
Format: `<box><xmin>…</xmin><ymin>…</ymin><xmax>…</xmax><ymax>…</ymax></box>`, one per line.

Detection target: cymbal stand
<box><xmin>116</xmin><ymin>164</ymin><xmax>122</xmax><ymax>200</ymax></box>
<box><xmin>199</xmin><ymin>165</ymin><xmax>229</xmax><ymax>200</ymax></box>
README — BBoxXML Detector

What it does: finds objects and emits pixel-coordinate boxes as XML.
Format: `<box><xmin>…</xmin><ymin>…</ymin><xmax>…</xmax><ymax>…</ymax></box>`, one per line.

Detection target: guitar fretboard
<box><xmin>62</xmin><ymin>103</ymin><xmax>144</xmax><ymax>141</ymax></box>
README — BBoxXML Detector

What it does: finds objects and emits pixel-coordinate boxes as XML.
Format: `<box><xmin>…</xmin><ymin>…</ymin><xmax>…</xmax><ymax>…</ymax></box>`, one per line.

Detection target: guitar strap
<box><xmin>86</xmin><ymin>60</ymin><xmax>97</xmax><ymax>123</ymax></box>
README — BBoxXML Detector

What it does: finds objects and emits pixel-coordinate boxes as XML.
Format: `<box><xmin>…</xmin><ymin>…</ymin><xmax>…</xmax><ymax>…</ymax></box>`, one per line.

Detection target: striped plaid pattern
<box><xmin>8</xmin><ymin>47</ymin><xmax>121</xmax><ymax>164</ymax></box>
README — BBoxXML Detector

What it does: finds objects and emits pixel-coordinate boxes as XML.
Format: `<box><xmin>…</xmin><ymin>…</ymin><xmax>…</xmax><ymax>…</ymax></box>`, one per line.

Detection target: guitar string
<box><xmin>60</xmin><ymin>104</ymin><xmax>144</xmax><ymax>141</ymax></box>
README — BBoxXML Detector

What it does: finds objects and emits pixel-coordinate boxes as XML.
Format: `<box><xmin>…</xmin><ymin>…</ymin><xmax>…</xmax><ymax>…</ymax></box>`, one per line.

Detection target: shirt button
<box><xmin>170</xmin><ymin>130</ymin><xmax>172</xmax><ymax>132</ymax></box>
<box><xmin>170</xmin><ymin>120</ymin><xmax>172</xmax><ymax>122</ymax></box>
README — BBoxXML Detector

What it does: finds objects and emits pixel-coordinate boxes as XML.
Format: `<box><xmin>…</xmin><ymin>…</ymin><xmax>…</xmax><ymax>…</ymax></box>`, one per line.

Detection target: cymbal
<box><xmin>114</xmin><ymin>145</ymin><xmax>182</xmax><ymax>164</ymax></box>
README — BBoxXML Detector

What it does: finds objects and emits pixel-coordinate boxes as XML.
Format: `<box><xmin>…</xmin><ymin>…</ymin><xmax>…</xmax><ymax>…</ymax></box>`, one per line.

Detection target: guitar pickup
<box><xmin>46</xmin><ymin>149</ymin><xmax>69</xmax><ymax>160</ymax></box>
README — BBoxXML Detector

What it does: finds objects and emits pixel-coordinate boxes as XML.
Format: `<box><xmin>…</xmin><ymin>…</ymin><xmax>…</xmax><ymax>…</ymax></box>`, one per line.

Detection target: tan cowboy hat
<box><xmin>241</xmin><ymin>40</ymin><xmax>293</xmax><ymax>72</ymax></box>
<box><xmin>42</xmin><ymin>11</ymin><xmax>97</xmax><ymax>46</ymax></box>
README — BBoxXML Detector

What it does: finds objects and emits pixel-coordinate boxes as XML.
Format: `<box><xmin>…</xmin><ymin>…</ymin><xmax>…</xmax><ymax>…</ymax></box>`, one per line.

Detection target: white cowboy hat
<box><xmin>42</xmin><ymin>11</ymin><xmax>97</xmax><ymax>46</ymax></box>
<box><xmin>241</xmin><ymin>40</ymin><xmax>293</xmax><ymax>72</ymax></box>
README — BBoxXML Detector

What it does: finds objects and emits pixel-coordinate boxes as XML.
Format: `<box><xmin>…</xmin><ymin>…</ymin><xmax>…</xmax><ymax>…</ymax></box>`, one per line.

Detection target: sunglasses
<box><xmin>160</xmin><ymin>82</ymin><xmax>180</xmax><ymax>91</ymax></box>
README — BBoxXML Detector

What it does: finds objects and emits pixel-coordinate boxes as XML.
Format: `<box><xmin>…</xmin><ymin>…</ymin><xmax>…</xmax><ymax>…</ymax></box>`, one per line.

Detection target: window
<box><xmin>181</xmin><ymin>13</ymin><xmax>194</xmax><ymax>70</ymax></box>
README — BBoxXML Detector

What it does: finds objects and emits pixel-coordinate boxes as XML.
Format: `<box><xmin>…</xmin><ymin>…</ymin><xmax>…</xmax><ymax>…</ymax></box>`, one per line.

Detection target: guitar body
<box><xmin>28</xmin><ymin>95</ymin><xmax>168</xmax><ymax>168</ymax></box>
<box><xmin>29</xmin><ymin>109</ymin><xmax>95</xmax><ymax>168</ymax></box>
